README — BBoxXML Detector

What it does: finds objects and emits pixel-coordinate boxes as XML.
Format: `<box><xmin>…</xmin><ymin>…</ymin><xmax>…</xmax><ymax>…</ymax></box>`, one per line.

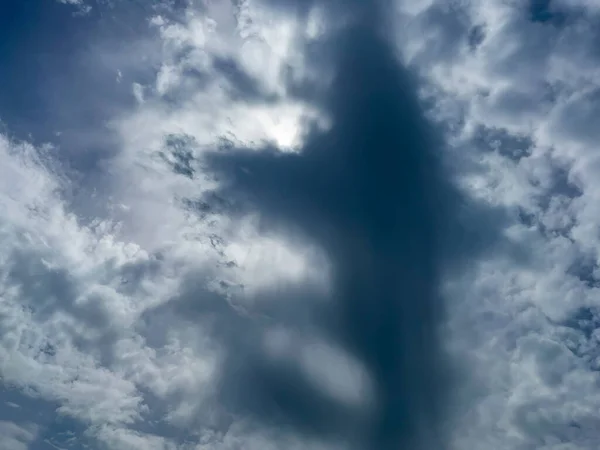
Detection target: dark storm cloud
<box><xmin>188</xmin><ymin>1</ymin><xmax>497</xmax><ymax>449</ymax></box>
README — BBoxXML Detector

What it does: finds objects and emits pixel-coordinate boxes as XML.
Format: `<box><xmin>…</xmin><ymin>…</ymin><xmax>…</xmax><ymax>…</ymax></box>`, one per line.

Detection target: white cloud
<box><xmin>394</xmin><ymin>0</ymin><xmax>600</xmax><ymax>447</ymax></box>
<box><xmin>0</xmin><ymin>2</ymin><xmax>336</xmax><ymax>449</ymax></box>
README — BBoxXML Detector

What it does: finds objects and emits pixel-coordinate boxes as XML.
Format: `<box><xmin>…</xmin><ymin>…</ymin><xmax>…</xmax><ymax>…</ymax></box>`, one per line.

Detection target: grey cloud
<box><xmin>212</xmin><ymin>56</ymin><xmax>278</xmax><ymax>103</ymax></box>
<box><xmin>176</xmin><ymin>1</ymin><xmax>511</xmax><ymax>449</ymax></box>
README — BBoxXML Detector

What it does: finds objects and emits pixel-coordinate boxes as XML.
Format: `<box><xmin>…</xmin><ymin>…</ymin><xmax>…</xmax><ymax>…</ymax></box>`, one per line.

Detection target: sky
<box><xmin>1</xmin><ymin>0</ymin><xmax>600</xmax><ymax>449</ymax></box>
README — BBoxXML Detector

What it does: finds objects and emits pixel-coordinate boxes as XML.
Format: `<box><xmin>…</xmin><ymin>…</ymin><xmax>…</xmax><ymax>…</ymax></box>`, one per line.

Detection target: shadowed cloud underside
<box><xmin>201</xmin><ymin>5</ymin><xmax>455</xmax><ymax>449</ymax></box>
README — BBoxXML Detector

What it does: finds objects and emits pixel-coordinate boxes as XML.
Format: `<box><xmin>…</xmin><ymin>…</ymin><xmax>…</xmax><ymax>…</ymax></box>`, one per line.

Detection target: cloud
<box><xmin>1</xmin><ymin>0</ymin><xmax>508</xmax><ymax>447</ymax></box>
<box><xmin>57</xmin><ymin>0</ymin><xmax>91</xmax><ymax>14</ymax></box>
<box><xmin>0</xmin><ymin>421</ymin><xmax>38</xmax><ymax>450</ymax></box>
<box><xmin>3</xmin><ymin>0</ymin><xmax>600</xmax><ymax>449</ymax></box>
<box><xmin>194</xmin><ymin>1</ymin><xmax>509</xmax><ymax>449</ymax></box>
<box><xmin>394</xmin><ymin>0</ymin><xmax>600</xmax><ymax>447</ymax></box>
<box><xmin>0</xmin><ymin>2</ymin><xmax>345</xmax><ymax>448</ymax></box>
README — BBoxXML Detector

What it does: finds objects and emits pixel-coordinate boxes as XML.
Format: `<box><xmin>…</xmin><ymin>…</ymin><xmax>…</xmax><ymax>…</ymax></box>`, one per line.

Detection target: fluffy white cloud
<box><xmin>394</xmin><ymin>0</ymin><xmax>600</xmax><ymax>447</ymax></box>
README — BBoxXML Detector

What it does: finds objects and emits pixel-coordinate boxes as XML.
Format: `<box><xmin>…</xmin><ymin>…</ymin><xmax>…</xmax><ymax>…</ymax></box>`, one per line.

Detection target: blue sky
<box><xmin>2</xmin><ymin>0</ymin><xmax>600</xmax><ymax>449</ymax></box>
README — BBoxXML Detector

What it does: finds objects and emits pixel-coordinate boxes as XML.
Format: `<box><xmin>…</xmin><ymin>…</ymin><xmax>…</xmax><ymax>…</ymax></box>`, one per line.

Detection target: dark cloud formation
<box><xmin>193</xmin><ymin>1</ymin><xmax>481</xmax><ymax>448</ymax></box>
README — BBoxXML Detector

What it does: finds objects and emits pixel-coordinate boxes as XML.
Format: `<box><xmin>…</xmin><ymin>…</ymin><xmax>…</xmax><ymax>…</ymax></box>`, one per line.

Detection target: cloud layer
<box><xmin>1</xmin><ymin>0</ymin><xmax>600</xmax><ymax>449</ymax></box>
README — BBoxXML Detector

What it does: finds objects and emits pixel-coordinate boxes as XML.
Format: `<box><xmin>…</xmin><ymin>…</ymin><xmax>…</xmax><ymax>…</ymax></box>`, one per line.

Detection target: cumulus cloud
<box><xmin>394</xmin><ymin>0</ymin><xmax>600</xmax><ymax>447</ymax></box>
